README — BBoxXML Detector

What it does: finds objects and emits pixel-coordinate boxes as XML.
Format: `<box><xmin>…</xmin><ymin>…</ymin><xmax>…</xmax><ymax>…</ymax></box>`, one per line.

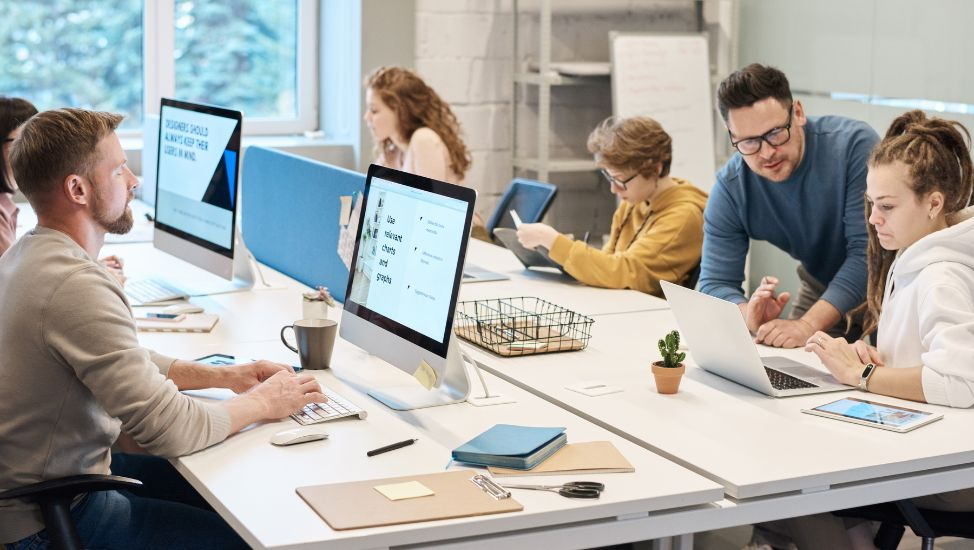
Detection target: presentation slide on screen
<box><xmin>349</xmin><ymin>177</ymin><xmax>467</xmax><ymax>342</ymax></box>
<box><xmin>154</xmin><ymin>105</ymin><xmax>239</xmax><ymax>249</ymax></box>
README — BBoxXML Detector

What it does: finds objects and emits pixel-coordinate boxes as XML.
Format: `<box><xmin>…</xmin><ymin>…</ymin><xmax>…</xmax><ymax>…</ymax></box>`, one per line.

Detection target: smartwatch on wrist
<box><xmin>858</xmin><ymin>363</ymin><xmax>877</xmax><ymax>391</ymax></box>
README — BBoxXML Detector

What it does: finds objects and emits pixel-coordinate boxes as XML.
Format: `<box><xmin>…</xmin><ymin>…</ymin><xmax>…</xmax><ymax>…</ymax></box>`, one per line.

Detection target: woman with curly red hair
<box><xmin>364</xmin><ymin>66</ymin><xmax>471</xmax><ymax>185</ymax></box>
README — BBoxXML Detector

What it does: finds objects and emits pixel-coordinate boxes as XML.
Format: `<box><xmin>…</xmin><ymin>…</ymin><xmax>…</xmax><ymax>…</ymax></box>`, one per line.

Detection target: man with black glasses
<box><xmin>698</xmin><ymin>64</ymin><xmax>879</xmax><ymax>348</ymax></box>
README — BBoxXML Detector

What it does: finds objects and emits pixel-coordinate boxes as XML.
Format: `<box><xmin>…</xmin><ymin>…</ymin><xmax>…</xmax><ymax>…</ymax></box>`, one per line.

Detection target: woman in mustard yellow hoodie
<box><xmin>517</xmin><ymin>116</ymin><xmax>708</xmax><ymax>297</ymax></box>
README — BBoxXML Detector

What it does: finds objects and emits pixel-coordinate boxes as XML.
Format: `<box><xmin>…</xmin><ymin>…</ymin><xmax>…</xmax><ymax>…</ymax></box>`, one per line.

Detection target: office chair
<box><xmin>0</xmin><ymin>474</ymin><xmax>142</xmax><ymax>550</ymax></box>
<box><xmin>834</xmin><ymin>499</ymin><xmax>974</xmax><ymax>550</ymax></box>
<box><xmin>485</xmin><ymin>178</ymin><xmax>558</xmax><ymax>244</ymax></box>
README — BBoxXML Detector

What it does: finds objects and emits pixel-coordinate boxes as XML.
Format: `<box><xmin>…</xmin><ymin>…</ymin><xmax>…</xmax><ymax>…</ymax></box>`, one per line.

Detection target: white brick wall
<box><xmin>416</xmin><ymin>1</ymin><xmax>514</xmax><ymax>219</ymax></box>
<box><xmin>414</xmin><ymin>1</ymin><xmax>699</xmax><ymax>234</ymax></box>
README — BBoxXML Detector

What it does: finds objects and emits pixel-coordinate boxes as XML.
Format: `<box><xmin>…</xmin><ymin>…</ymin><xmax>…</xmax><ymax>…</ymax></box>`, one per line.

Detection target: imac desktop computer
<box><xmin>126</xmin><ymin>98</ymin><xmax>254</xmax><ymax>304</ymax></box>
<box><xmin>340</xmin><ymin>164</ymin><xmax>480</xmax><ymax>410</ymax></box>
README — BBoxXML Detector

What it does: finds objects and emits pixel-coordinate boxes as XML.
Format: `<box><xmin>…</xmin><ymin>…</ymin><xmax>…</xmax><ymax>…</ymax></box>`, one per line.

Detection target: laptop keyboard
<box><xmin>291</xmin><ymin>386</ymin><xmax>368</xmax><ymax>425</ymax></box>
<box><xmin>125</xmin><ymin>279</ymin><xmax>188</xmax><ymax>305</ymax></box>
<box><xmin>764</xmin><ymin>366</ymin><xmax>817</xmax><ymax>390</ymax></box>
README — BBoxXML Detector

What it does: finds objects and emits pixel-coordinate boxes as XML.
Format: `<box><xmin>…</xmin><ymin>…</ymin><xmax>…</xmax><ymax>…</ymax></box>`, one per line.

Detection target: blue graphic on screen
<box><xmin>348</xmin><ymin>177</ymin><xmax>467</xmax><ymax>342</ymax></box>
<box><xmin>155</xmin><ymin>105</ymin><xmax>240</xmax><ymax>249</ymax></box>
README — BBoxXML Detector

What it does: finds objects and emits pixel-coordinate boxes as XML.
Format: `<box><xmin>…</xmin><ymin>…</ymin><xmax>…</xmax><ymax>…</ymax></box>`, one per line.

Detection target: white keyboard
<box><xmin>291</xmin><ymin>386</ymin><xmax>368</xmax><ymax>425</ymax></box>
<box><xmin>125</xmin><ymin>279</ymin><xmax>188</xmax><ymax>305</ymax></box>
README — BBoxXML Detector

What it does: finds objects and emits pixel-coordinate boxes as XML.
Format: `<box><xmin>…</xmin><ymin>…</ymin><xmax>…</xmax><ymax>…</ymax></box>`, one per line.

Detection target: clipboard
<box><xmin>296</xmin><ymin>470</ymin><xmax>523</xmax><ymax>530</ymax></box>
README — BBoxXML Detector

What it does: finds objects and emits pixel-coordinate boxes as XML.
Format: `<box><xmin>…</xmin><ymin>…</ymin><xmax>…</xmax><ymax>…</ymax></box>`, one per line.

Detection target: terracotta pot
<box><xmin>651</xmin><ymin>361</ymin><xmax>685</xmax><ymax>394</ymax></box>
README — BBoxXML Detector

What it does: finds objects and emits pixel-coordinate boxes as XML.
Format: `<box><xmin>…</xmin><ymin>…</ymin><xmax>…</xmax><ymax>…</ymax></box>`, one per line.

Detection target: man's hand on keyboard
<box><xmin>244</xmin><ymin>371</ymin><xmax>327</xmax><ymax>420</ymax></box>
<box><xmin>223</xmin><ymin>371</ymin><xmax>327</xmax><ymax>433</ymax></box>
<box><xmin>220</xmin><ymin>359</ymin><xmax>295</xmax><ymax>393</ymax></box>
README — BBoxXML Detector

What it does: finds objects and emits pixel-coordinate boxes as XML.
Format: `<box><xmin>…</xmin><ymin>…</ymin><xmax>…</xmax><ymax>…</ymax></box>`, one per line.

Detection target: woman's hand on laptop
<box><xmin>850</xmin><ymin>339</ymin><xmax>884</xmax><ymax>366</ymax></box>
<box><xmin>805</xmin><ymin>332</ymin><xmax>861</xmax><ymax>386</ymax></box>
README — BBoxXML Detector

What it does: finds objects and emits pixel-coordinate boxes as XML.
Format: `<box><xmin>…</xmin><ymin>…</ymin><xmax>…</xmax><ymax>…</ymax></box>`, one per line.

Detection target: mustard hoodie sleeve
<box><xmin>548</xmin><ymin>183</ymin><xmax>707</xmax><ymax>297</ymax></box>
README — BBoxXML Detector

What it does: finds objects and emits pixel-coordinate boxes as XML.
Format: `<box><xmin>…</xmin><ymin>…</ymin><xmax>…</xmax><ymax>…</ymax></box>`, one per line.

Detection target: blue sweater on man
<box><xmin>698</xmin><ymin>115</ymin><xmax>879</xmax><ymax>315</ymax></box>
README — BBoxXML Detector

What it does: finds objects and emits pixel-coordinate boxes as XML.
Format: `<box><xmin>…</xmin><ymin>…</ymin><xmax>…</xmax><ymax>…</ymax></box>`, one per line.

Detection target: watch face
<box><xmin>859</xmin><ymin>363</ymin><xmax>876</xmax><ymax>390</ymax></box>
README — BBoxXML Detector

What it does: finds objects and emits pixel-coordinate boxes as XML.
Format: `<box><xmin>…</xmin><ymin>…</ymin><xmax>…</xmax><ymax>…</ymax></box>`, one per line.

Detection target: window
<box><xmin>0</xmin><ymin>0</ymin><xmax>317</xmax><ymax>135</ymax></box>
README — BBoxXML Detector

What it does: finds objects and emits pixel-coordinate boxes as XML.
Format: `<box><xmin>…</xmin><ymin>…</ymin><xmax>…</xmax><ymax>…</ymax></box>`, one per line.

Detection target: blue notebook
<box><xmin>452</xmin><ymin>424</ymin><xmax>567</xmax><ymax>470</ymax></box>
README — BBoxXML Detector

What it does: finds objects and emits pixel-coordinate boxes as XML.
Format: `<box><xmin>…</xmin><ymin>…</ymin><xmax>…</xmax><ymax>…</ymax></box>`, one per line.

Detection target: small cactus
<box><xmin>657</xmin><ymin>330</ymin><xmax>686</xmax><ymax>368</ymax></box>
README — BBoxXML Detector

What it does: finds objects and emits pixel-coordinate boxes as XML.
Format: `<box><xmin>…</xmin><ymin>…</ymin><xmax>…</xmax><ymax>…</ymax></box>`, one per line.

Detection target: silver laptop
<box><xmin>660</xmin><ymin>281</ymin><xmax>847</xmax><ymax>397</ymax></box>
<box><xmin>462</xmin><ymin>263</ymin><xmax>509</xmax><ymax>283</ymax></box>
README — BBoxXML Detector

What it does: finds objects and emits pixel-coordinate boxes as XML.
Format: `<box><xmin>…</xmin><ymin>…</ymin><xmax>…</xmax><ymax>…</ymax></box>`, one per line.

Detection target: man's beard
<box><xmin>90</xmin><ymin>185</ymin><xmax>134</xmax><ymax>235</ymax></box>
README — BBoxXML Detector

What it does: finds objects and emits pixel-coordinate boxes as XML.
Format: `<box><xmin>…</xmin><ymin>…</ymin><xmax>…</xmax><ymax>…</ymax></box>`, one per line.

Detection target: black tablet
<box><xmin>492</xmin><ymin>227</ymin><xmax>573</xmax><ymax>279</ymax></box>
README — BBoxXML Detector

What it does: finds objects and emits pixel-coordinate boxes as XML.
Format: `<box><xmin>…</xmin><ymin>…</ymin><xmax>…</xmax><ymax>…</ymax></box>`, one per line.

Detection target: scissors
<box><xmin>501</xmin><ymin>481</ymin><xmax>604</xmax><ymax>499</ymax></box>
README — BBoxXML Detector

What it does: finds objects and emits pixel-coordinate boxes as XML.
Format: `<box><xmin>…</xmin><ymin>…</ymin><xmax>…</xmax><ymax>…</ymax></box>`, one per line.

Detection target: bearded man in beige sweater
<box><xmin>0</xmin><ymin>108</ymin><xmax>326</xmax><ymax>548</ymax></box>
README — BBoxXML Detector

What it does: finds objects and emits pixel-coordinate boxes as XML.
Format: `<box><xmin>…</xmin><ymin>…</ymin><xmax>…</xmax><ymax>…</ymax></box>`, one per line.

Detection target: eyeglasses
<box><xmin>729</xmin><ymin>106</ymin><xmax>793</xmax><ymax>155</ymax></box>
<box><xmin>600</xmin><ymin>168</ymin><xmax>638</xmax><ymax>190</ymax></box>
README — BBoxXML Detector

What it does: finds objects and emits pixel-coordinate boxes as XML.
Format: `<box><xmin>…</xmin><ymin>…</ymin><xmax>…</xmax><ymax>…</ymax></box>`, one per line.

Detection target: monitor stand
<box><xmin>162</xmin><ymin>230</ymin><xmax>257</xmax><ymax>297</ymax></box>
<box><xmin>368</xmin><ymin>338</ymin><xmax>472</xmax><ymax>411</ymax></box>
<box><xmin>367</xmin><ymin>338</ymin><xmax>516</xmax><ymax>410</ymax></box>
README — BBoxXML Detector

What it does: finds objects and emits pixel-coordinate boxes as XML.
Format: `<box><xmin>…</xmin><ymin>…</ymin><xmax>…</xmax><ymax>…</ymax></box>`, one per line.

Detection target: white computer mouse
<box><xmin>162</xmin><ymin>303</ymin><xmax>205</xmax><ymax>315</ymax></box>
<box><xmin>269</xmin><ymin>427</ymin><xmax>329</xmax><ymax>446</ymax></box>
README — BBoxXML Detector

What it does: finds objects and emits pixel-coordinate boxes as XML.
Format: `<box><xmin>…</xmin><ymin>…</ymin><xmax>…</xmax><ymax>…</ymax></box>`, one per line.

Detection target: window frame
<box><xmin>140</xmin><ymin>0</ymin><xmax>318</xmax><ymax>137</ymax></box>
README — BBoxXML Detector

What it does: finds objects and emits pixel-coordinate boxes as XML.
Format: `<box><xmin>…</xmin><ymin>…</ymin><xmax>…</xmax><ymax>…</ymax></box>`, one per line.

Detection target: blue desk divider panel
<box><xmin>241</xmin><ymin>146</ymin><xmax>365</xmax><ymax>303</ymax></box>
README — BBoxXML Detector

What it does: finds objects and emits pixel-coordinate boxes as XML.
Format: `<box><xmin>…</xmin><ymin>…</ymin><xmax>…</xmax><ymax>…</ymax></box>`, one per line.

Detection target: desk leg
<box><xmin>647</xmin><ymin>533</ymin><xmax>693</xmax><ymax>550</ymax></box>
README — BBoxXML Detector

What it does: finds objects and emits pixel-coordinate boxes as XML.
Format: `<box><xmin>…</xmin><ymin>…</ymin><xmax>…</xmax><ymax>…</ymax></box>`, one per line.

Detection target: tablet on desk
<box><xmin>195</xmin><ymin>353</ymin><xmax>302</xmax><ymax>372</ymax></box>
<box><xmin>801</xmin><ymin>397</ymin><xmax>943</xmax><ymax>432</ymax></box>
<box><xmin>195</xmin><ymin>353</ymin><xmax>239</xmax><ymax>366</ymax></box>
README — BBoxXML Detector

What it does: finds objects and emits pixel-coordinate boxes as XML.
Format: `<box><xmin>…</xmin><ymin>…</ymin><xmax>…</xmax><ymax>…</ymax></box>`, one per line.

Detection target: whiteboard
<box><xmin>611</xmin><ymin>33</ymin><xmax>716</xmax><ymax>191</ymax></box>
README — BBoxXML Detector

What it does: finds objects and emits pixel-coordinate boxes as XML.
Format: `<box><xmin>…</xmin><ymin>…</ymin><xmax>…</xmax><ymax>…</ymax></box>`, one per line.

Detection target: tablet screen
<box><xmin>806</xmin><ymin>397</ymin><xmax>941</xmax><ymax>431</ymax></box>
<box><xmin>195</xmin><ymin>353</ymin><xmax>239</xmax><ymax>366</ymax></box>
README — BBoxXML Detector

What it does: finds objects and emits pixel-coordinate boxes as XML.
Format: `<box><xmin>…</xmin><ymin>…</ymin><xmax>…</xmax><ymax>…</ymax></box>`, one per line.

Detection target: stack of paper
<box><xmin>451</xmin><ymin>424</ymin><xmax>566</xmax><ymax>470</ymax></box>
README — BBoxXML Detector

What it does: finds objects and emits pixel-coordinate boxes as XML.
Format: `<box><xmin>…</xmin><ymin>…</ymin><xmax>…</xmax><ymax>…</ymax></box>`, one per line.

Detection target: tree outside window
<box><xmin>0</xmin><ymin>0</ymin><xmax>305</xmax><ymax>134</ymax></box>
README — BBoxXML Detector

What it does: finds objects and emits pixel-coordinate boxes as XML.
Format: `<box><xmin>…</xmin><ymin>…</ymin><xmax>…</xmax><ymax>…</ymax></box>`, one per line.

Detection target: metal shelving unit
<box><xmin>511</xmin><ymin>0</ymin><xmax>605</xmax><ymax>182</ymax></box>
<box><xmin>511</xmin><ymin>0</ymin><xmax>709</xmax><ymax>183</ymax></box>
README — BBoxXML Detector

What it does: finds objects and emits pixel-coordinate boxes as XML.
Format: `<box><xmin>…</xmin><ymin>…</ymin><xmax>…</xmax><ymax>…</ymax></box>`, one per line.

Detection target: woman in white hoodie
<box><xmin>808</xmin><ymin>109</ymin><xmax>974</xmax><ymax>407</ymax></box>
<box><xmin>781</xmin><ymin>110</ymin><xmax>974</xmax><ymax>550</ymax></box>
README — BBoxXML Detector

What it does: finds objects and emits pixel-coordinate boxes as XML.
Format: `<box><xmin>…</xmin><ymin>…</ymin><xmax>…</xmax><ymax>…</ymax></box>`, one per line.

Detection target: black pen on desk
<box><xmin>144</xmin><ymin>212</ymin><xmax>154</xmax><ymax>222</ymax></box>
<box><xmin>366</xmin><ymin>438</ymin><xmax>417</xmax><ymax>457</ymax></box>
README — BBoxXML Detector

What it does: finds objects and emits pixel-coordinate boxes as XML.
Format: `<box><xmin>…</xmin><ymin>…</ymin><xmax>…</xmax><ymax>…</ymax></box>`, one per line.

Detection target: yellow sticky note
<box><xmin>413</xmin><ymin>360</ymin><xmax>437</xmax><ymax>389</ymax></box>
<box><xmin>373</xmin><ymin>480</ymin><xmax>435</xmax><ymax>501</ymax></box>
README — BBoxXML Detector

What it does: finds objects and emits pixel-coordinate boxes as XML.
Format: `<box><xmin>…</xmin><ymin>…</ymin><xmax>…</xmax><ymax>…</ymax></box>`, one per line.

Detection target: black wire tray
<box><xmin>453</xmin><ymin>297</ymin><xmax>594</xmax><ymax>356</ymax></box>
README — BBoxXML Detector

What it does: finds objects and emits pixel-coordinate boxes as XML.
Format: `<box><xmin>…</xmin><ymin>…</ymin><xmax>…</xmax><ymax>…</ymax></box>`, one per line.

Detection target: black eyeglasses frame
<box><xmin>728</xmin><ymin>106</ymin><xmax>794</xmax><ymax>156</ymax></box>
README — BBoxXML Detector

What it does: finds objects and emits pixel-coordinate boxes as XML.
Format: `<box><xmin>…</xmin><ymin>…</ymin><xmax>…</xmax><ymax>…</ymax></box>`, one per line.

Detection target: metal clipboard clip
<box><xmin>470</xmin><ymin>474</ymin><xmax>511</xmax><ymax>500</ymax></box>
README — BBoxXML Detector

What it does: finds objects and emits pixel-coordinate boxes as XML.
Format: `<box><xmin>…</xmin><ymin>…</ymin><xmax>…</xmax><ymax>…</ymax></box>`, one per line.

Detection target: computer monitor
<box><xmin>152</xmin><ymin>98</ymin><xmax>253</xmax><ymax>295</ymax></box>
<box><xmin>340</xmin><ymin>164</ymin><xmax>475</xmax><ymax>410</ymax></box>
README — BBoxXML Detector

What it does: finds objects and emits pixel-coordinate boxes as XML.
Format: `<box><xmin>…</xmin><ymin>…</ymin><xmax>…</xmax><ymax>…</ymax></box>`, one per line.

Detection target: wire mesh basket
<box><xmin>453</xmin><ymin>297</ymin><xmax>594</xmax><ymax>356</ymax></box>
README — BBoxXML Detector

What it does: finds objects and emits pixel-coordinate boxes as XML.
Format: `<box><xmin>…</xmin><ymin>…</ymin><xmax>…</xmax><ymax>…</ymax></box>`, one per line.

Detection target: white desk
<box><xmin>174</xmin><ymin>356</ymin><xmax>723</xmax><ymax>549</ymax></box>
<box><xmin>466</xmin><ymin>308</ymin><xmax>974</xmax><ymax>525</ymax></box>
<box><xmin>117</xmin><ymin>244</ymin><xmax>724</xmax><ymax>549</ymax></box>
<box><xmin>117</xmin><ymin>239</ymin><xmax>974</xmax><ymax>546</ymax></box>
